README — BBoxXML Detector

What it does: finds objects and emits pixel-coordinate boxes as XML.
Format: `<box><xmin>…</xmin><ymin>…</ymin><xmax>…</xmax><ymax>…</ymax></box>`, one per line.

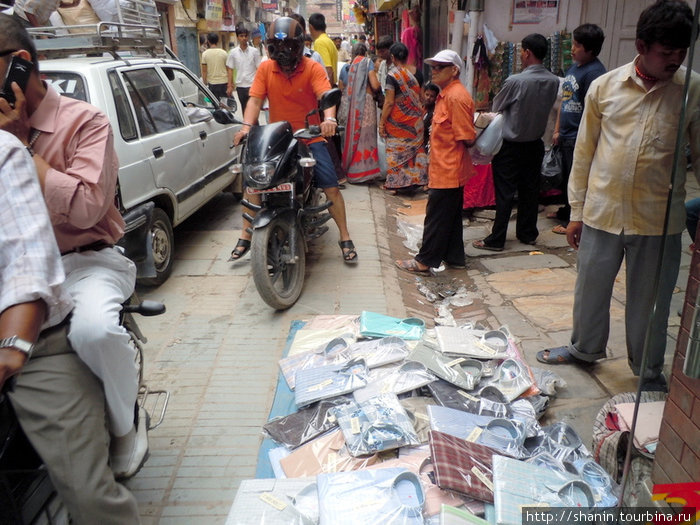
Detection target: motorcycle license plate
<box><xmin>247</xmin><ymin>183</ymin><xmax>293</xmax><ymax>194</ymax></box>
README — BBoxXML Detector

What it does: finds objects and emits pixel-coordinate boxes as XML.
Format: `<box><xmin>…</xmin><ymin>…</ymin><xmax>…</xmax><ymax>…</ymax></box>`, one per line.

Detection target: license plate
<box><xmin>247</xmin><ymin>183</ymin><xmax>293</xmax><ymax>194</ymax></box>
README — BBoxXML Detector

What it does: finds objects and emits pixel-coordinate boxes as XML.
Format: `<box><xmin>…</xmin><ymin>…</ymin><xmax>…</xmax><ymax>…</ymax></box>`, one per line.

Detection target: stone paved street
<box><xmin>128</xmin><ymin>178</ymin><xmax>696</xmax><ymax>523</ymax></box>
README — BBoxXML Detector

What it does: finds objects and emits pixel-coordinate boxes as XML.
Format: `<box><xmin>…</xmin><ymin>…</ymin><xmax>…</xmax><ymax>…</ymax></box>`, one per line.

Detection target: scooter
<box><xmin>0</xmin><ymin>207</ymin><xmax>168</xmax><ymax>523</ymax></box>
<box><xmin>217</xmin><ymin>89</ymin><xmax>343</xmax><ymax>310</ymax></box>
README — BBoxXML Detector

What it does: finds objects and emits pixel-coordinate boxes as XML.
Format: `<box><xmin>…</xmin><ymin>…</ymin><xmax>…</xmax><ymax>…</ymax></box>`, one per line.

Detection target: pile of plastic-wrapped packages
<box><xmin>226</xmin><ymin>312</ymin><xmax>621</xmax><ymax>524</ymax></box>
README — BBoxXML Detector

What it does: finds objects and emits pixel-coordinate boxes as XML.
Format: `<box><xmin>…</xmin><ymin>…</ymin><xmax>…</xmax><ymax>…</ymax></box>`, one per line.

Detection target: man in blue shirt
<box><xmin>549</xmin><ymin>24</ymin><xmax>606</xmax><ymax>233</ymax></box>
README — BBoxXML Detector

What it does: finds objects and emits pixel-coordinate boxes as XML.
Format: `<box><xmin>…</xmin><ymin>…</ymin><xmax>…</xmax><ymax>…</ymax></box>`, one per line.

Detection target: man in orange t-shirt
<box><xmin>396</xmin><ymin>50</ymin><xmax>475</xmax><ymax>274</ymax></box>
<box><xmin>230</xmin><ymin>16</ymin><xmax>357</xmax><ymax>264</ymax></box>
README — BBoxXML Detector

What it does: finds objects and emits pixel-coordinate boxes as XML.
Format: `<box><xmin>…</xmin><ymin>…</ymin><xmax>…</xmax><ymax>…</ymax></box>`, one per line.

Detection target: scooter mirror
<box><xmin>319</xmin><ymin>88</ymin><xmax>342</xmax><ymax>110</ymax></box>
<box><xmin>212</xmin><ymin>108</ymin><xmax>239</xmax><ymax>125</ymax></box>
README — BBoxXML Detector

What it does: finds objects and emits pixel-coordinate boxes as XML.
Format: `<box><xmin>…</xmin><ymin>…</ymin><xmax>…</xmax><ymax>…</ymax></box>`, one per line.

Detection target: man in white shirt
<box><xmin>226</xmin><ymin>25</ymin><xmax>261</xmax><ymax>115</ymax></box>
<box><xmin>537</xmin><ymin>1</ymin><xmax>699</xmax><ymax>393</ymax></box>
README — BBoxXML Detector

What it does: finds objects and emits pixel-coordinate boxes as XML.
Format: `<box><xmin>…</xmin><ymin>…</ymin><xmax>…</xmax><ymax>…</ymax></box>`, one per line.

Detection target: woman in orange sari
<box><xmin>379</xmin><ymin>42</ymin><xmax>428</xmax><ymax>193</ymax></box>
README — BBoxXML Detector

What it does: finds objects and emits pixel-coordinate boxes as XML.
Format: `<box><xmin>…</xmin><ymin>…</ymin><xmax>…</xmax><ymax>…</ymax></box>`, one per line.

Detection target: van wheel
<box><xmin>140</xmin><ymin>207</ymin><xmax>174</xmax><ymax>287</ymax></box>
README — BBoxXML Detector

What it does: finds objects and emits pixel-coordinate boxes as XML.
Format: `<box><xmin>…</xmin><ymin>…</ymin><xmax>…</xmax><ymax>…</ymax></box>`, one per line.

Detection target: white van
<box><xmin>33</xmin><ymin>21</ymin><xmax>242</xmax><ymax>285</ymax></box>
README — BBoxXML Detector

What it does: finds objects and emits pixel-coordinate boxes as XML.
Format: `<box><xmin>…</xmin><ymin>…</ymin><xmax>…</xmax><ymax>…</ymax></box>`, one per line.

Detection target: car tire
<box><xmin>140</xmin><ymin>207</ymin><xmax>174</xmax><ymax>287</ymax></box>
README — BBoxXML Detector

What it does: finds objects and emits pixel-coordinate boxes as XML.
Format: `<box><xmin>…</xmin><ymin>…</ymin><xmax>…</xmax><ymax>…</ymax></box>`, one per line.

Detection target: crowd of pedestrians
<box><xmin>210</xmin><ymin>0</ymin><xmax>696</xmax><ymax>392</ymax></box>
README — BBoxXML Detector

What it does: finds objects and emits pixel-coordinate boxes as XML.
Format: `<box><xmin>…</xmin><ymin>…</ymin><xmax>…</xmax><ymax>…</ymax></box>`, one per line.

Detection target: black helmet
<box><xmin>267</xmin><ymin>17</ymin><xmax>305</xmax><ymax>72</ymax></box>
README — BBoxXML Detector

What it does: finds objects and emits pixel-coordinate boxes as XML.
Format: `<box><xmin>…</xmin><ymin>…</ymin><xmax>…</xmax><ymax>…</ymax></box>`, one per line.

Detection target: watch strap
<box><xmin>0</xmin><ymin>335</ymin><xmax>34</xmax><ymax>358</ymax></box>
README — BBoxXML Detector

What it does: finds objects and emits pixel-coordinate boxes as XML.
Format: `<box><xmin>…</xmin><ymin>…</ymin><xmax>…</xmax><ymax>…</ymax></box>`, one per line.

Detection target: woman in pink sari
<box><xmin>339</xmin><ymin>43</ymin><xmax>382</xmax><ymax>183</ymax></box>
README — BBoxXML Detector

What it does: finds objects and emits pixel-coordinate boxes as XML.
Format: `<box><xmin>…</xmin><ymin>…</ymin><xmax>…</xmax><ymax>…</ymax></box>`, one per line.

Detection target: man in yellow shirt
<box><xmin>309</xmin><ymin>12</ymin><xmax>337</xmax><ymax>86</ymax></box>
<box><xmin>537</xmin><ymin>0</ymin><xmax>699</xmax><ymax>394</ymax></box>
<box><xmin>201</xmin><ymin>32</ymin><xmax>229</xmax><ymax>102</ymax></box>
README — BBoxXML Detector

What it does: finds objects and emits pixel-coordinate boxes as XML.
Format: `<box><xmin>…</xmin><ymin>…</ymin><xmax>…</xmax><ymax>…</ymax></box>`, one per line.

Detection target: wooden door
<box><xmin>581</xmin><ymin>0</ymin><xmax>655</xmax><ymax>70</ymax></box>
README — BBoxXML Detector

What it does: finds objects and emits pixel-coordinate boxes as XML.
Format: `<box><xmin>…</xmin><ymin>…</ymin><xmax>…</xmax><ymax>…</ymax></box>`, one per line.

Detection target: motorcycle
<box><xmin>217</xmin><ymin>89</ymin><xmax>343</xmax><ymax>310</ymax></box>
<box><xmin>0</xmin><ymin>208</ymin><xmax>169</xmax><ymax>523</ymax></box>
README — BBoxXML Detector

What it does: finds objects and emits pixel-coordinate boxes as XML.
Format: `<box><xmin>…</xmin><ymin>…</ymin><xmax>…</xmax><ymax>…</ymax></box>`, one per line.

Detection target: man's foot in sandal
<box><xmin>395</xmin><ymin>259</ymin><xmax>430</xmax><ymax>274</ymax></box>
<box><xmin>472</xmin><ymin>239</ymin><xmax>504</xmax><ymax>252</ymax></box>
<box><xmin>536</xmin><ymin>346</ymin><xmax>591</xmax><ymax>365</ymax></box>
<box><xmin>552</xmin><ymin>224</ymin><xmax>568</xmax><ymax>235</ymax></box>
<box><xmin>338</xmin><ymin>240</ymin><xmax>358</xmax><ymax>264</ymax></box>
<box><xmin>228</xmin><ymin>238</ymin><xmax>251</xmax><ymax>261</ymax></box>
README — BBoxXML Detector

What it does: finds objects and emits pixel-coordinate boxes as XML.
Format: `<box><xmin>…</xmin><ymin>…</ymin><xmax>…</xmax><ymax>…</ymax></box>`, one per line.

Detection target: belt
<box><xmin>61</xmin><ymin>240</ymin><xmax>114</xmax><ymax>256</ymax></box>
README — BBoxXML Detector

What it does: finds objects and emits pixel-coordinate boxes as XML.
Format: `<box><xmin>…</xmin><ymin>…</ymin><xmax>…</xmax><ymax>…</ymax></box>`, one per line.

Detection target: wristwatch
<box><xmin>0</xmin><ymin>336</ymin><xmax>35</xmax><ymax>359</ymax></box>
<box><xmin>325</xmin><ymin>117</ymin><xmax>337</xmax><ymax>123</ymax></box>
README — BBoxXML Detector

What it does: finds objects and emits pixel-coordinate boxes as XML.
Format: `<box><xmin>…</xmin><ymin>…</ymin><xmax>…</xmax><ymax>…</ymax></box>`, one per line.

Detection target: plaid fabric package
<box><xmin>429</xmin><ymin>430</ymin><xmax>513</xmax><ymax>503</ymax></box>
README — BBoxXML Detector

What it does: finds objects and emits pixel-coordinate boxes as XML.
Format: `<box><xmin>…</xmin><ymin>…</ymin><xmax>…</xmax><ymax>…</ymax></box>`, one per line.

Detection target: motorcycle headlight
<box><xmin>244</xmin><ymin>161</ymin><xmax>278</xmax><ymax>186</ymax></box>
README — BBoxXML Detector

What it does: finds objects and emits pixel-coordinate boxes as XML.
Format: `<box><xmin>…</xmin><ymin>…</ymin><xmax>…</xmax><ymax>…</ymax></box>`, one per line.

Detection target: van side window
<box><xmin>122</xmin><ymin>68</ymin><xmax>184</xmax><ymax>136</ymax></box>
<box><xmin>108</xmin><ymin>71</ymin><xmax>137</xmax><ymax>142</ymax></box>
<box><xmin>162</xmin><ymin>67</ymin><xmax>217</xmax><ymax>110</ymax></box>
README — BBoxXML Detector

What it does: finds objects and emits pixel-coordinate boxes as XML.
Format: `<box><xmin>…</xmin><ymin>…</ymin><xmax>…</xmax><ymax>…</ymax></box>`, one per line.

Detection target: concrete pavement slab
<box><xmin>485</xmin><ymin>267</ymin><xmax>575</xmax><ymax>297</ymax></box>
<box><xmin>480</xmin><ymin>253</ymin><xmax>570</xmax><ymax>273</ymax></box>
<box><xmin>512</xmin><ymin>294</ymin><xmax>574</xmax><ymax>332</ymax></box>
<box><xmin>488</xmin><ymin>305</ymin><xmax>540</xmax><ymax>338</ymax></box>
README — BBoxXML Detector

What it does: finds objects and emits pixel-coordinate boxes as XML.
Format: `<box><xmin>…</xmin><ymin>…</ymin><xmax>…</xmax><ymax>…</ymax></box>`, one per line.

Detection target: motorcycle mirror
<box><xmin>212</xmin><ymin>108</ymin><xmax>239</xmax><ymax>125</ymax></box>
<box><xmin>319</xmin><ymin>88</ymin><xmax>342</xmax><ymax>111</ymax></box>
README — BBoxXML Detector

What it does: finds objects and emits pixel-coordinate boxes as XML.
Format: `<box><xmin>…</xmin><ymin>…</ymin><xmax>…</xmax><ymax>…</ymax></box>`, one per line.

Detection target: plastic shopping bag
<box><xmin>540</xmin><ymin>145</ymin><xmax>563</xmax><ymax>192</ymax></box>
<box><xmin>471</xmin><ymin>113</ymin><xmax>503</xmax><ymax>164</ymax></box>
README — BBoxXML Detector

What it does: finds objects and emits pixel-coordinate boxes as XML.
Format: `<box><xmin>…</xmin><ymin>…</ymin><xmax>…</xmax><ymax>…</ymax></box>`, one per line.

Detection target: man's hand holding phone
<box><xmin>0</xmin><ymin>80</ymin><xmax>31</xmax><ymax>146</ymax></box>
<box><xmin>0</xmin><ymin>54</ymin><xmax>33</xmax><ymax>144</ymax></box>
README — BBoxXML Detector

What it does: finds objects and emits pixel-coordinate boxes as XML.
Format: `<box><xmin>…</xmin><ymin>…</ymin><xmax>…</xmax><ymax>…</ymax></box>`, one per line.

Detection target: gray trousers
<box><xmin>569</xmin><ymin>225</ymin><xmax>681</xmax><ymax>379</ymax></box>
<box><xmin>8</xmin><ymin>322</ymin><xmax>140</xmax><ymax>524</ymax></box>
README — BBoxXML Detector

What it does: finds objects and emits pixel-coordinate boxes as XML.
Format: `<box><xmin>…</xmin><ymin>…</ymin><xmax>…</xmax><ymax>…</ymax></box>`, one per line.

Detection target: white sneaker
<box><xmin>110</xmin><ymin>406</ymin><xmax>149</xmax><ymax>480</ymax></box>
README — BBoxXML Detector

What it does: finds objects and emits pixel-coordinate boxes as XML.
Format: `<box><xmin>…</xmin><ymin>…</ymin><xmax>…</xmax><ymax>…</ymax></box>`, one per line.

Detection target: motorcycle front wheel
<box><xmin>251</xmin><ymin>216</ymin><xmax>306</xmax><ymax>310</ymax></box>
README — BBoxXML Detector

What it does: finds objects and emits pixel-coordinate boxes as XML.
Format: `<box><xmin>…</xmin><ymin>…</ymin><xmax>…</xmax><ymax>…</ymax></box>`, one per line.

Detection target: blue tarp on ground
<box><xmin>255</xmin><ymin>320</ymin><xmax>306</xmax><ymax>479</ymax></box>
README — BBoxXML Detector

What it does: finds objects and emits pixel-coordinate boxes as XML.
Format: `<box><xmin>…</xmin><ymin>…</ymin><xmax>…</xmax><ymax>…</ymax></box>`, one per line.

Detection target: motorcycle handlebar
<box><xmin>295</xmin><ymin>125</ymin><xmax>344</xmax><ymax>140</ymax></box>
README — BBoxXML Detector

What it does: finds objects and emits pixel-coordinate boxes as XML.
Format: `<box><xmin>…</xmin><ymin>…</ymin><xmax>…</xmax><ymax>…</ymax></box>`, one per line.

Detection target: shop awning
<box><xmin>371</xmin><ymin>0</ymin><xmax>403</xmax><ymax>12</ymax></box>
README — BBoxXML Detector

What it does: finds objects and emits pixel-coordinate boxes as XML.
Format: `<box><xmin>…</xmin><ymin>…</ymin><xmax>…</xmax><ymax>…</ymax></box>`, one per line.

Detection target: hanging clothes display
<box><xmin>471</xmin><ymin>35</ymin><xmax>491</xmax><ymax>111</ymax></box>
<box><xmin>487</xmin><ymin>30</ymin><xmax>572</xmax><ymax>98</ymax></box>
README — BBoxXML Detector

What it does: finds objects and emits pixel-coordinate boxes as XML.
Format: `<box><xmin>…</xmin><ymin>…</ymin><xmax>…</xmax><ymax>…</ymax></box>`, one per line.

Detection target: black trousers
<box><xmin>484</xmin><ymin>139</ymin><xmax>544</xmax><ymax>247</ymax></box>
<box><xmin>209</xmin><ymin>83</ymin><xmax>227</xmax><ymax>101</ymax></box>
<box><xmin>416</xmin><ymin>187</ymin><xmax>465</xmax><ymax>268</ymax></box>
<box><xmin>236</xmin><ymin>86</ymin><xmax>251</xmax><ymax>114</ymax></box>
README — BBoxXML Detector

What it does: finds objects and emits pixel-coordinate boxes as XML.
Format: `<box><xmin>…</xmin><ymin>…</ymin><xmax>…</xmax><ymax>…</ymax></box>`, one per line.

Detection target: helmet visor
<box><xmin>268</xmin><ymin>38</ymin><xmax>303</xmax><ymax>56</ymax></box>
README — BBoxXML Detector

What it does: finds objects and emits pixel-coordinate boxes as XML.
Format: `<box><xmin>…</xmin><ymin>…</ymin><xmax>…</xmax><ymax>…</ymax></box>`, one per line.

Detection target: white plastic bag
<box><xmin>473</xmin><ymin>113</ymin><xmax>503</xmax><ymax>157</ymax></box>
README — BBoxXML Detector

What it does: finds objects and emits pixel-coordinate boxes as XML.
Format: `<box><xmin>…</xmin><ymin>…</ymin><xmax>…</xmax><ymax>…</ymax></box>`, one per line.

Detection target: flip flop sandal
<box><xmin>228</xmin><ymin>238</ymin><xmax>251</xmax><ymax>261</ymax></box>
<box><xmin>395</xmin><ymin>259</ymin><xmax>429</xmax><ymax>275</ymax></box>
<box><xmin>472</xmin><ymin>239</ymin><xmax>504</xmax><ymax>252</ymax></box>
<box><xmin>552</xmin><ymin>224</ymin><xmax>568</xmax><ymax>235</ymax></box>
<box><xmin>338</xmin><ymin>240</ymin><xmax>358</xmax><ymax>264</ymax></box>
<box><xmin>536</xmin><ymin>346</ymin><xmax>588</xmax><ymax>365</ymax></box>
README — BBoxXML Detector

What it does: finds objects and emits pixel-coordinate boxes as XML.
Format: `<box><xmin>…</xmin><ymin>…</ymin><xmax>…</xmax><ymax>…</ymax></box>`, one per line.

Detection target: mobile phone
<box><xmin>0</xmin><ymin>56</ymin><xmax>33</xmax><ymax>106</ymax></box>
